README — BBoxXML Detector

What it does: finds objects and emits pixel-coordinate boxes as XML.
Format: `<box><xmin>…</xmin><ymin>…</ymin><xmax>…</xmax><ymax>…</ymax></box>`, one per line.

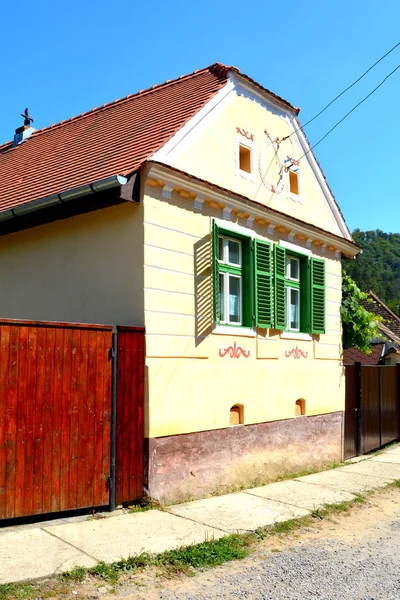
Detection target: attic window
<box><xmin>239</xmin><ymin>144</ymin><xmax>252</xmax><ymax>174</ymax></box>
<box><xmin>289</xmin><ymin>170</ymin><xmax>299</xmax><ymax>195</ymax></box>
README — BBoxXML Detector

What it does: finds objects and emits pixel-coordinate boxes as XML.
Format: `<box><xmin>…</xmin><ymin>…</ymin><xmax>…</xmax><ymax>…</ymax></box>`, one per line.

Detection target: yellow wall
<box><xmin>144</xmin><ymin>184</ymin><xmax>344</xmax><ymax>438</ymax></box>
<box><xmin>0</xmin><ymin>202</ymin><xmax>144</xmax><ymax>326</ymax></box>
<box><xmin>160</xmin><ymin>90</ymin><xmax>344</xmax><ymax>238</ymax></box>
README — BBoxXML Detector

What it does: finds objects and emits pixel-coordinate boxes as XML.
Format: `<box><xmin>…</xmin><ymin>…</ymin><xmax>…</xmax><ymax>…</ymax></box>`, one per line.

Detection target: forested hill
<box><xmin>343</xmin><ymin>229</ymin><xmax>400</xmax><ymax>315</ymax></box>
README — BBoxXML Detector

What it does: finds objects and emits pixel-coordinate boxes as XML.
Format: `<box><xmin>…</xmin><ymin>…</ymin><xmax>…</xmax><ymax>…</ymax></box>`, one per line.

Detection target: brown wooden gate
<box><xmin>115</xmin><ymin>326</ymin><xmax>145</xmax><ymax>506</ymax></box>
<box><xmin>0</xmin><ymin>320</ymin><xmax>113</xmax><ymax>519</ymax></box>
<box><xmin>344</xmin><ymin>363</ymin><xmax>400</xmax><ymax>459</ymax></box>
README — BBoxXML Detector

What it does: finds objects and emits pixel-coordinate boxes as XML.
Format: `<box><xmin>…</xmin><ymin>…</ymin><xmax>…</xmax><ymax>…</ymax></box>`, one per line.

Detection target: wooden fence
<box><xmin>0</xmin><ymin>319</ymin><xmax>144</xmax><ymax>521</ymax></box>
<box><xmin>344</xmin><ymin>363</ymin><xmax>400</xmax><ymax>459</ymax></box>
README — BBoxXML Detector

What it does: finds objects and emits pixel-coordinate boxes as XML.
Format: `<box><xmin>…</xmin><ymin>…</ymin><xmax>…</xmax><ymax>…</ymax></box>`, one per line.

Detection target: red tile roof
<box><xmin>343</xmin><ymin>344</ymin><xmax>385</xmax><ymax>366</ymax></box>
<box><xmin>0</xmin><ymin>63</ymin><xmax>298</xmax><ymax>213</ymax></box>
<box><xmin>0</xmin><ymin>64</ymin><xmax>230</xmax><ymax>211</ymax></box>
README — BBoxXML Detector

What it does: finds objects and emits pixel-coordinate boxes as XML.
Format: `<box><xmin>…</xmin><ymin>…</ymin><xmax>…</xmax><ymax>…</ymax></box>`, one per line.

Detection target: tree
<box><xmin>343</xmin><ymin>229</ymin><xmax>400</xmax><ymax>316</ymax></box>
<box><xmin>341</xmin><ymin>272</ymin><xmax>383</xmax><ymax>353</ymax></box>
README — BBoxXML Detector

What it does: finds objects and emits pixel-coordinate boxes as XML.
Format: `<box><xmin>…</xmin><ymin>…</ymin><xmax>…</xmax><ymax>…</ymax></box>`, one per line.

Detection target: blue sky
<box><xmin>1</xmin><ymin>0</ymin><xmax>399</xmax><ymax>233</ymax></box>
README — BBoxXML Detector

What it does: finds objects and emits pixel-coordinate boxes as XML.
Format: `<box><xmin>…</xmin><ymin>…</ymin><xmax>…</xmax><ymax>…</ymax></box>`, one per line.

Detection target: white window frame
<box><xmin>286</xmin><ymin>256</ymin><xmax>300</xmax><ymax>282</ymax></box>
<box><xmin>287</xmin><ymin>166</ymin><xmax>302</xmax><ymax>203</ymax></box>
<box><xmin>236</xmin><ymin>136</ymin><xmax>255</xmax><ymax>181</ymax></box>
<box><xmin>218</xmin><ymin>235</ymin><xmax>243</xmax><ymax>326</ymax></box>
<box><xmin>287</xmin><ymin>286</ymin><xmax>300</xmax><ymax>332</ymax></box>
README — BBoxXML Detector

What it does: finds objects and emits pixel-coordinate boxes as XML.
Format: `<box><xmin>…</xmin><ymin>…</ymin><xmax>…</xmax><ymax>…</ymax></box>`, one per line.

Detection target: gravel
<box><xmin>95</xmin><ymin>488</ymin><xmax>400</xmax><ymax>600</ymax></box>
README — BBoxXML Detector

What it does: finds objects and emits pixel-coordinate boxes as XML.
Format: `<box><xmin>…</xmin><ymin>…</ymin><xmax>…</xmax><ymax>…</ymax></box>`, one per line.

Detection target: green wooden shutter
<box><xmin>254</xmin><ymin>239</ymin><xmax>273</xmax><ymax>328</ymax></box>
<box><xmin>311</xmin><ymin>258</ymin><xmax>326</xmax><ymax>334</ymax></box>
<box><xmin>212</xmin><ymin>220</ymin><xmax>220</xmax><ymax>324</ymax></box>
<box><xmin>274</xmin><ymin>245</ymin><xmax>286</xmax><ymax>330</ymax></box>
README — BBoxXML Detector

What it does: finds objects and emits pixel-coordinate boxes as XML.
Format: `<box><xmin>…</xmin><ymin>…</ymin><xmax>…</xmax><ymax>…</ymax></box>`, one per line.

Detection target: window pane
<box><xmin>218</xmin><ymin>237</ymin><xmax>224</xmax><ymax>261</ymax></box>
<box><xmin>288</xmin><ymin>257</ymin><xmax>300</xmax><ymax>281</ymax></box>
<box><xmin>290</xmin><ymin>288</ymin><xmax>300</xmax><ymax>330</ymax></box>
<box><xmin>219</xmin><ymin>273</ymin><xmax>225</xmax><ymax>322</ymax></box>
<box><xmin>229</xmin><ymin>276</ymin><xmax>241</xmax><ymax>323</ymax></box>
<box><xmin>228</xmin><ymin>239</ymin><xmax>241</xmax><ymax>266</ymax></box>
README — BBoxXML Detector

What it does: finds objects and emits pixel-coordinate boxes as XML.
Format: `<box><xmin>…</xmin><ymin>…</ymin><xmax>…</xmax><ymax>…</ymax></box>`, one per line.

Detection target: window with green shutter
<box><xmin>310</xmin><ymin>257</ymin><xmax>326</xmax><ymax>334</ymax></box>
<box><xmin>212</xmin><ymin>223</ymin><xmax>252</xmax><ymax>327</ymax></box>
<box><xmin>212</xmin><ymin>221</ymin><xmax>326</xmax><ymax>335</ymax></box>
<box><xmin>254</xmin><ymin>239</ymin><xmax>273</xmax><ymax>328</ymax></box>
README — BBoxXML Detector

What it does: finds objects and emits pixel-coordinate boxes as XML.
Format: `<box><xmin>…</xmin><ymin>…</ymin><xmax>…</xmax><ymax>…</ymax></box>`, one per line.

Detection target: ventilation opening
<box><xmin>230</xmin><ymin>404</ymin><xmax>244</xmax><ymax>425</ymax></box>
<box><xmin>295</xmin><ymin>399</ymin><xmax>306</xmax><ymax>416</ymax></box>
<box><xmin>289</xmin><ymin>170</ymin><xmax>299</xmax><ymax>195</ymax></box>
<box><xmin>239</xmin><ymin>145</ymin><xmax>251</xmax><ymax>173</ymax></box>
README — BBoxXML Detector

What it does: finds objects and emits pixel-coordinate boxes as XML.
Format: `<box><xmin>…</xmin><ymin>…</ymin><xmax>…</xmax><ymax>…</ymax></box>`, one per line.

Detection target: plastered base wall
<box><xmin>145</xmin><ymin>411</ymin><xmax>343</xmax><ymax>504</ymax></box>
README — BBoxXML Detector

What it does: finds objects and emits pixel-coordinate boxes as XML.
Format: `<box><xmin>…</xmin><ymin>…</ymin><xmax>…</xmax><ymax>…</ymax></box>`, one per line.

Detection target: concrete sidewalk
<box><xmin>1</xmin><ymin>444</ymin><xmax>400</xmax><ymax>585</ymax></box>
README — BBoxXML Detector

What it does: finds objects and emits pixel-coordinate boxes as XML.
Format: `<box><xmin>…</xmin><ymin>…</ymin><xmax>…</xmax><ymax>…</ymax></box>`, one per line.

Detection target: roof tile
<box><xmin>0</xmin><ymin>64</ymin><xmax>232</xmax><ymax>210</ymax></box>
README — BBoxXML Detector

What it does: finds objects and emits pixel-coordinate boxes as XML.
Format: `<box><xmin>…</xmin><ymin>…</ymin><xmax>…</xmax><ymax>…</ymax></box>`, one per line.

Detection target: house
<box><xmin>343</xmin><ymin>291</ymin><xmax>400</xmax><ymax>366</ymax></box>
<box><xmin>0</xmin><ymin>63</ymin><xmax>358</xmax><ymax>505</ymax></box>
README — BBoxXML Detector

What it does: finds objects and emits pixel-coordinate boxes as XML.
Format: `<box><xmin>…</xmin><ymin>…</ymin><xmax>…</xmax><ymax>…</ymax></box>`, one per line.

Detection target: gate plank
<box><xmin>5</xmin><ymin>325</ymin><xmax>19</xmax><ymax>519</ymax></box>
<box><xmin>68</xmin><ymin>328</ymin><xmax>81</xmax><ymax>511</ymax></box>
<box><xmin>33</xmin><ymin>327</ymin><xmax>46</xmax><ymax>515</ymax></box>
<box><xmin>361</xmin><ymin>366</ymin><xmax>381</xmax><ymax>454</ymax></box>
<box><xmin>0</xmin><ymin>326</ymin><xmax>11</xmax><ymax>519</ymax></box>
<box><xmin>42</xmin><ymin>326</ymin><xmax>56</xmax><ymax>514</ymax></box>
<box><xmin>23</xmin><ymin>327</ymin><xmax>38</xmax><ymax>517</ymax></box>
<box><xmin>380</xmin><ymin>367</ymin><xmax>399</xmax><ymax>446</ymax></box>
<box><xmin>51</xmin><ymin>327</ymin><xmax>64</xmax><ymax>514</ymax></box>
<box><xmin>14</xmin><ymin>326</ymin><xmax>28</xmax><ymax>518</ymax></box>
<box><xmin>60</xmin><ymin>328</ymin><xmax>73</xmax><ymax>512</ymax></box>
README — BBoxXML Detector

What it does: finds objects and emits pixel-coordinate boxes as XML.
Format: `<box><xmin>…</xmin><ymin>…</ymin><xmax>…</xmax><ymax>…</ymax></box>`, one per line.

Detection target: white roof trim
<box><xmin>151</xmin><ymin>79</ymin><xmax>235</xmax><ymax>162</ymax></box>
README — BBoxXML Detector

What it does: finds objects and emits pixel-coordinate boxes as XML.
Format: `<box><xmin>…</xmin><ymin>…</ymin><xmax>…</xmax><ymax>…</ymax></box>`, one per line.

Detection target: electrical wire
<box><xmin>298</xmin><ymin>62</ymin><xmax>400</xmax><ymax>162</ymax></box>
<box><xmin>282</xmin><ymin>40</ymin><xmax>400</xmax><ymax>142</ymax></box>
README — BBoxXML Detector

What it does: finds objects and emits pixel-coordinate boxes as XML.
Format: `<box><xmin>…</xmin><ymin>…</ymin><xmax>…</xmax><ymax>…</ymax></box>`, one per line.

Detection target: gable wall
<box><xmin>156</xmin><ymin>87</ymin><xmax>345</xmax><ymax>238</ymax></box>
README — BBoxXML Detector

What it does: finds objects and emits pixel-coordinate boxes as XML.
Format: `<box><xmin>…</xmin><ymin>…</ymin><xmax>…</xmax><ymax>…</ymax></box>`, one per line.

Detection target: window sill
<box><xmin>280</xmin><ymin>331</ymin><xmax>312</xmax><ymax>341</ymax></box>
<box><xmin>213</xmin><ymin>325</ymin><xmax>256</xmax><ymax>338</ymax></box>
<box><xmin>237</xmin><ymin>170</ymin><xmax>256</xmax><ymax>183</ymax></box>
<box><xmin>287</xmin><ymin>192</ymin><xmax>303</xmax><ymax>204</ymax></box>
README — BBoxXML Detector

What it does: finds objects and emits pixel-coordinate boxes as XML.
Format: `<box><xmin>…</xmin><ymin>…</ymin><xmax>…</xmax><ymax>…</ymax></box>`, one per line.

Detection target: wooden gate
<box><xmin>0</xmin><ymin>320</ymin><xmax>113</xmax><ymax>519</ymax></box>
<box><xmin>344</xmin><ymin>363</ymin><xmax>400</xmax><ymax>459</ymax></box>
<box><xmin>115</xmin><ymin>326</ymin><xmax>145</xmax><ymax>506</ymax></box>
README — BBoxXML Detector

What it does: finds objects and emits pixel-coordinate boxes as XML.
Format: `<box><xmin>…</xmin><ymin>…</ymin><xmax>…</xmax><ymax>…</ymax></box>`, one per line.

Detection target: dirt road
<box><xmin>109</xmin><ymin>486</ymin><xmax>400</xmax><ymax>600</ymax></box>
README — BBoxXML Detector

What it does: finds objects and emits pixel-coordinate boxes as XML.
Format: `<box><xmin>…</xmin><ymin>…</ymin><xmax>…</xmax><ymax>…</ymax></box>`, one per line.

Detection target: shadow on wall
<box><xmin>194</xmin><ymin>234</ymin><xmax>213</xmax><ymax>347</ymax></box>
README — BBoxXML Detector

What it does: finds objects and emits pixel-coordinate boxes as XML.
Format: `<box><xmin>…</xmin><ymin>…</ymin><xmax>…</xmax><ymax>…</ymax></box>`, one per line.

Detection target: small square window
<box><xmin>239</xmin><ymin>144</ymin><xmax>252</xmax><ymax>174</ymax></box>
<box><xmin>289</xmin><ymin>170</ymin><xmax>299</xmax><ymax>195</ymax></box>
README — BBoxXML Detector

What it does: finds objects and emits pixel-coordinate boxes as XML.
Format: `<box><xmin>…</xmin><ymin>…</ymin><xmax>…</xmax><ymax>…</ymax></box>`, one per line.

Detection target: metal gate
<box><xmin>0</xmin><ymin>319</ymin><xmax>144</xmax><ymax>520</ymax></box>
<box><xmin>344</xmin><ymin>363</ymin><xmax>400</xmax><ymax>459</ymax></box>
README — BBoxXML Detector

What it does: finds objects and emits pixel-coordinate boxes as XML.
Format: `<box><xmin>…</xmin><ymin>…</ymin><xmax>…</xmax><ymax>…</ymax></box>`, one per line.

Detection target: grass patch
<box><xmin>0</xmin><ymin>584</ymin><xmax>36</xmax><ymax>600</ymax></box>
<box><xmin>392</xmin><ymin>479</ymin><xmax>400</xmax><ymax>488</ymax></box>
<box><xmin>128</xmin><ymin>499</ymin><xmax>162</xmax><ymax>513</ymax></box>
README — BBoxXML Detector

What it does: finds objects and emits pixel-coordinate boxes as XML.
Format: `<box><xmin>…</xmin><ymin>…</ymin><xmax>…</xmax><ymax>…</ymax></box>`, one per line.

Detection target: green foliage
<box><xmin>343</xmin><ymin>229</ymin><xmax>400</xmax><ymax>315</ymax></box>
<box><xmin>341</xmin><ymin>272</ymin><xmax>383</xmax><ymax>353</ymax></box>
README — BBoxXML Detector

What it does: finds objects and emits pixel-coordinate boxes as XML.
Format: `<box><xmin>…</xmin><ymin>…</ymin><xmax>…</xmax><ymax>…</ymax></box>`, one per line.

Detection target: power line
<box><xmin>298</xmin><ymin>62</ymin><xmax>400</xmax><ymax>162</ymax></box>
<box><xmin>282</xmin><ymin>40</ymin><xmax>400</xmax><ymax>142</ymax></box>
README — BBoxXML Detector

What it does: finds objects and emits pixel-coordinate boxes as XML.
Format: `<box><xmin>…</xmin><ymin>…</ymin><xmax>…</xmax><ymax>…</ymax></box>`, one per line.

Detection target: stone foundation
<box><xmin>145</xmin><ymin>412</ymin><xmax>344</xmax><ymax>504</ymax></box>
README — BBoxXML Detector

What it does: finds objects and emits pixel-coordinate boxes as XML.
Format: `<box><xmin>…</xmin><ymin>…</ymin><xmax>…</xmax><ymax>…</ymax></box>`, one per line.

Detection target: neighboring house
<box><xmin>343</xmin><ymin>291</ymin><xmax>400</xmax><ymax>366</ymax></box>
<box><xmin>0</xmin><ymin>63</ymin><xmax>358</xmax><ymax>504</ymax></box>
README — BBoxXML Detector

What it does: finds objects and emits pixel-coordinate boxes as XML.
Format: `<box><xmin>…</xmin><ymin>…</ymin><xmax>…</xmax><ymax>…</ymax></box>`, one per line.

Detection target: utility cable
<box><xmin>282</xmin><ymin>40</ymin><xmax>400</xmax><ymax>142</ymax></box>
<box><xmin>298</xmin><ymin>62</ymin><xmax>400</xmax><ymax>161</ymax></box>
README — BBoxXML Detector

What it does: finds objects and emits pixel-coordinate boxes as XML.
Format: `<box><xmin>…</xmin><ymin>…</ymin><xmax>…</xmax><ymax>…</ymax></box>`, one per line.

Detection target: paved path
<box><xmin>1</xmin><ymin>444</ymin><xmax>400</xmax><ymax>585</ymax></box>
